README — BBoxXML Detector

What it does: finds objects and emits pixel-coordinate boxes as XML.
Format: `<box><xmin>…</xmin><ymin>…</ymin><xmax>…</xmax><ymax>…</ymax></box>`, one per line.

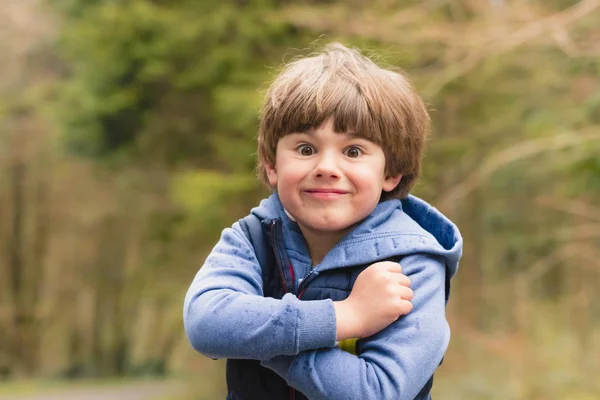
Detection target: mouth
<box><xmin>303</xmin><ymin>189</ymin><xmax>348</xmax><ymax>199</ymax></box>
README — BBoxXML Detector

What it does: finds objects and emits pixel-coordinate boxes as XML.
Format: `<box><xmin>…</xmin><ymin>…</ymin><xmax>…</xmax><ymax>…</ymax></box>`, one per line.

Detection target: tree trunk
<box><xmin>8</xmin><ymin>161</ymin><xmax>27</xmax><ymax>375</ymax></box>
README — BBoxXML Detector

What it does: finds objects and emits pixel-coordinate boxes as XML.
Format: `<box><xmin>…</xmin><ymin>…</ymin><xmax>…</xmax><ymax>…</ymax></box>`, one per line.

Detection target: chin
<box><xmin>305</xmin><ymin>218</ymin><xmax>357</xmax><ymax>233</ymax></box>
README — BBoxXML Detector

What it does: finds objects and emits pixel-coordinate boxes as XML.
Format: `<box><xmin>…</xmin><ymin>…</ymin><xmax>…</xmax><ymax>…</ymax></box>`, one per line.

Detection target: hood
<box><xmin>251</xmin><ymin>193</ymin><xmax>462</xmax><ymax>279</ymax></box>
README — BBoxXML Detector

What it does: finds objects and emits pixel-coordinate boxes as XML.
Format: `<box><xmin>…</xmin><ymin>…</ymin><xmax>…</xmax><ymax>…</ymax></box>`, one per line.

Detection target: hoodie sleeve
<box><xmin>183</xmin><ymin>222</ymin><xmax>337</xmax><ymax>360</ymax></box>
<box><xmin>260</xmin><ymin>253</ymin><xmax>449</xmax><ymax>400</ymax></box>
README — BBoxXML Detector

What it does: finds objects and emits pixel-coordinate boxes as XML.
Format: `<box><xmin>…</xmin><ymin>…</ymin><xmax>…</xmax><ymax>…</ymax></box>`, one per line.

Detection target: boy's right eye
<box><xmin>297</xmin><ymin>144</ymin><xmax>315</xmax><ymax>156</ymax></box>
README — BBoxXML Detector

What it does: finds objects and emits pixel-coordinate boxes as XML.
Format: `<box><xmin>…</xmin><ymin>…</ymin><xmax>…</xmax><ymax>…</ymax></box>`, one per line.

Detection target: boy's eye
<box><xmin>297</xmin><ymin>144</ymin><xmax>315</xmax><ymax>156</ymax></box>
<box><xmin>344</xmin><ymin>146</ymin><xmax>362</xmax><ymax>158</ymax></box>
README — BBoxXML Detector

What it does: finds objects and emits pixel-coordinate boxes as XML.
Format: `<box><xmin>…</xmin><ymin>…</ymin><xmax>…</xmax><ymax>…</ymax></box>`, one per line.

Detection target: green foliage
<box><xmin>569</xmin><ymin>142</ymin><xmax>600</xmax><ymax>193</ymax></box>
<box><xmin>54</xmin><ymin>0</ymin><xmax>300</xmax><ymax>168</ymax></box>
<box><xmin>170</xmin><ymin>170</ymin><xmax>258</xmax><ymax>226</ymax></box>
<box><xmin>159</xmin><ymin>170</ymin><xmax>265</xmax><ymax>260</ymax></box>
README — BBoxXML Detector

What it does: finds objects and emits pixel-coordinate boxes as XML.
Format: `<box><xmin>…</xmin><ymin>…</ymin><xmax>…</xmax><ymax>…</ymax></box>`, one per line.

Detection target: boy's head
<box><xmin>257</xmin><ymin>43</ymin><xmax>430</xmax><ymax>201</ymax></box>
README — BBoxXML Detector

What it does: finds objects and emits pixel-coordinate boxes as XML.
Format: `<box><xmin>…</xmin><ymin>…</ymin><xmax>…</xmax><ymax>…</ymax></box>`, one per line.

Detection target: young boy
<box><xmin>183</xmin><ymin>43</ymin><xmax>462</xmax><ymax>400</ymax></box>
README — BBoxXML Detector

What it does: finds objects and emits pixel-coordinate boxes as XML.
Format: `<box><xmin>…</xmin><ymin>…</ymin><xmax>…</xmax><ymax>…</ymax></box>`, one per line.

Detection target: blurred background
<box><xmin>1</xmin><ymin>0</ymin><xmax>599</xmax><ymax>399</ymax></box>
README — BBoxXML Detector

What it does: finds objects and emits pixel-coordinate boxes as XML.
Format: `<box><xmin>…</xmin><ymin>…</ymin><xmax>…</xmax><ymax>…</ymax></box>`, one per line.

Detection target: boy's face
<box><xmin>265</xmin><ymin>118</ymin><xmax>402</xmax><ymax>236</ymax></box>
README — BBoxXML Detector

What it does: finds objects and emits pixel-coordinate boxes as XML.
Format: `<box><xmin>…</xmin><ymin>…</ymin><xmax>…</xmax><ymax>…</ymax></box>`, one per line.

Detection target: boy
<box><xmin>183</xmin><ymin>43</ymin><xmax>462</xmax><ymax>399</ymax></box>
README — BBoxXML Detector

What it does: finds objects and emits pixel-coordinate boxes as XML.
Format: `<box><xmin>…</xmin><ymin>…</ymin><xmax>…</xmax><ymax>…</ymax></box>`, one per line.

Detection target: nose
<box><xmin>314</xmin><ymin>150</ymin><xmax>340</xmax><ymax>179</ymax></box>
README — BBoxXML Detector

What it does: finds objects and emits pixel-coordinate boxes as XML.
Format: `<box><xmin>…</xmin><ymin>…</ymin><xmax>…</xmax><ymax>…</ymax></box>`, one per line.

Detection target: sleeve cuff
<box><xmin>295</xmin><ymin>298</ymin><xmax>337</xmax><ymax>352</ymax></box>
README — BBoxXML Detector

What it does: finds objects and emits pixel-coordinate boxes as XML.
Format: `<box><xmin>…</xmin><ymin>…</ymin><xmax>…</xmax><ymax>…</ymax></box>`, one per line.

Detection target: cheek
<box><xmin>276</xmin><ymin>164</ymin><xmax>306</xmax><ymax>187</ymax></box>
<box><xmin>352</xmin><ymin>167</ymin><xmax>385</xmax><ymax>191</ymax></box>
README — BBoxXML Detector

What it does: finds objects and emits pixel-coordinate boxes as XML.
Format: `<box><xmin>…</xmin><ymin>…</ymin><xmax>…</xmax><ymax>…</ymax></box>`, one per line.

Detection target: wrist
<box><xmin>333</xmin><ymin>300</ymin><xmax>361</xmax><ymax>341</ymax></box>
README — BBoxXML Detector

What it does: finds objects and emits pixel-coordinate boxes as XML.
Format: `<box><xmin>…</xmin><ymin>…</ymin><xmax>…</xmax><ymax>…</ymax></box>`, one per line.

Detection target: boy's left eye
<box><xmin>344</xmin><ymin>147</ymin><xmax>362</xmax><ymax>158</ymax></box>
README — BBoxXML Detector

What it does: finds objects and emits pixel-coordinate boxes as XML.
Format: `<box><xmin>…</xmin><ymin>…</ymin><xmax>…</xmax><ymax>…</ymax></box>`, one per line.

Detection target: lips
<box><xmin>303</xmin><ymin>188</ymin><xmax>349</xmax><ymax>199</ymax></box>
<box><xmin>304</xmin><ymin>189</ymin><xmax>348</xmax><ymax>194</ymax></box>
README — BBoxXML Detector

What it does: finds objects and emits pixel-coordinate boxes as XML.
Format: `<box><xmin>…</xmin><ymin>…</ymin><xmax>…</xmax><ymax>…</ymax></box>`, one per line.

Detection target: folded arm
<box><xmin>261</xmin><ymin>253</ymin><xmax>449</xmax><ymax>400</ymax></box>
<box><xmin>183</xmin><ymin>223</ymin><xmax>337</xmax><ymax>360</ymax></box>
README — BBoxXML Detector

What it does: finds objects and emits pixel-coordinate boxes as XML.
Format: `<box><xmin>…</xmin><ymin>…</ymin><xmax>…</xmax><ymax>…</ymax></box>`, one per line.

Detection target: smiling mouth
<box><xmin>303</xmin><ymin>189</ymin><xmax>348</xmax><ymax>199</ymax></box>
<box><xmin>305</xmin><ymin>189</ymin><xmax>347</xmax><ymax>194</ymax></box>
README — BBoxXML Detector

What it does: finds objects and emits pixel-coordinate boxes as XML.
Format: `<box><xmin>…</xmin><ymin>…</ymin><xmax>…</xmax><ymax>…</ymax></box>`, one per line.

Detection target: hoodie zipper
<box><xmin>297</xmin><ymin>268</ymin><xmax>318</xmax><ymax>299</ymax></box>
<box><xmin>268</xmin><ymin>220</ymin><xmax>294</xmax><ymax>294</ymax></box>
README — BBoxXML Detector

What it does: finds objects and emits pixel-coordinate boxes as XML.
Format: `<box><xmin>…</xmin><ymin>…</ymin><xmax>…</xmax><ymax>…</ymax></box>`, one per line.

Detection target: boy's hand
<box><xmin>333</xmin><ymin>261</ymin><xmax>413</xmax><ymax>341</ymax></box>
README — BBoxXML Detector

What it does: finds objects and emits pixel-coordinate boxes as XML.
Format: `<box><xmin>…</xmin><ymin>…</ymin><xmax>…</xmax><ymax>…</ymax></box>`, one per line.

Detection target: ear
<box><xmin>265</xmin><ymin>163</ymin><xmax>278</xmax><ymax>186</ymax></box>
<box><xmin>382</xmin><ymin>174</ymin><xmax>402</xmax><ymax>192</ymax></box>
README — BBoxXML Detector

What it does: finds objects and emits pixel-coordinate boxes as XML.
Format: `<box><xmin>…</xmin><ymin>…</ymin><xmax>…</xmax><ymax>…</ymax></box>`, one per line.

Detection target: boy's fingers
<box><xmin>400</xmin><ymin>286</ymin><xmax>414</xmax><ymax>301</ymax></box>
<box><xmin>387</xmin><ymin>271</ymin><xmax>411</xmax><ymax>287</ymax></box>
<box><xmin>397</xmin><ymin>299</ymin><xmax>413</xmax><ymax>315</ymax></box>
<box><xmin>397</xmin><ymin>274</ymin><xmax>411</xmax><ymax>287</ymax></box>
<box><xmin>383</xmin><ymin>262</ymin><xmax>402</xmax><ymax>273</ymax></box>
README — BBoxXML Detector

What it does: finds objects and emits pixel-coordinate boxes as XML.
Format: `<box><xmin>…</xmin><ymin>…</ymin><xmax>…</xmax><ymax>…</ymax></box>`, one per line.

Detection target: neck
<box><xmin>297</xmin><ymin>223</ymin><xmax>355</xmax><ymax>266</ymax></box>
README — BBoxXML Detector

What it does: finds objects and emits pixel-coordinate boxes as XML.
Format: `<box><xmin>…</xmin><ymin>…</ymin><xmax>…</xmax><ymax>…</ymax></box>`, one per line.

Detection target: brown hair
<box><xmin>257</xmin><ymin>43</ymin><xmax>430</xmax><ymax>200</ymax></box>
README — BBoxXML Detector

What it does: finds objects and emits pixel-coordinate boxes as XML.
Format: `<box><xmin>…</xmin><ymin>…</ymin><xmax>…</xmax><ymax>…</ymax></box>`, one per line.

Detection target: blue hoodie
<box><xmin>184</xmin><ymin>193</ymin><xmax>462</xmax><ymax>400</ymax></box>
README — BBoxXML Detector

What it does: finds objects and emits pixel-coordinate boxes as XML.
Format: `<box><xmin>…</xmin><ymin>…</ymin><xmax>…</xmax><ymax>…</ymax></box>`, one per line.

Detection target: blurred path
<box><xmin>0</xmin><ymin>381</ymin><xmax>184</xmax><ymax>400</ymax></box>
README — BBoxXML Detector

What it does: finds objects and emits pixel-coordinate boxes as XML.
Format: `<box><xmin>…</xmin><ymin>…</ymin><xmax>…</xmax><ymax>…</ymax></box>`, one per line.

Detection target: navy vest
<box><xmin>225</xmin><ymin>215</ymin><xmax>440</xmax><ymax>400</ymax></box>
